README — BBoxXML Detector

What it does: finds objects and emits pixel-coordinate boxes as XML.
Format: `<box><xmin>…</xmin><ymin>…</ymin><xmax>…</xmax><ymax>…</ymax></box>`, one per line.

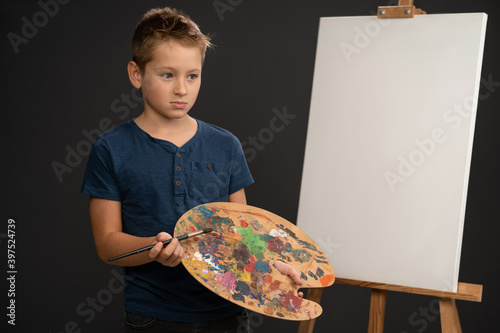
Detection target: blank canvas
<box><xmin>297</xmin><ymin>13</ymin><xmax>487</xmax><ymax>292</ymax></box>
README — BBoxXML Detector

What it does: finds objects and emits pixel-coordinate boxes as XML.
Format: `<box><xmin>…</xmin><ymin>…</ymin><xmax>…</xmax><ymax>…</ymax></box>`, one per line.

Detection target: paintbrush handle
<box><xmin>107</xmin><ymin>229</ymin><xmax>211</xmax><ymax>262</ymax></box>
<box><xmin>108</xmin><ymin>237</ymin><xmax>179</xmax><ymax>262</ymax></box>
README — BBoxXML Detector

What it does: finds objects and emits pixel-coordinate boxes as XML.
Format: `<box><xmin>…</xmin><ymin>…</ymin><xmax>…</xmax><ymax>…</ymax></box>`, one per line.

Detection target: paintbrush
<box><xmin>108</xmin><ymin>228</ymin><xmax>213</xmax><ymax>262</ymax></box>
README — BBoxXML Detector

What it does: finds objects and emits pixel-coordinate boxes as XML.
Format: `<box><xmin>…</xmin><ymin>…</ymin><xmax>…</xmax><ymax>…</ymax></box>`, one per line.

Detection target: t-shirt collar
<box><xmin>130</xmin><ymin>118</ymin><xmax>203</xmax><ymax>154</ymax></box>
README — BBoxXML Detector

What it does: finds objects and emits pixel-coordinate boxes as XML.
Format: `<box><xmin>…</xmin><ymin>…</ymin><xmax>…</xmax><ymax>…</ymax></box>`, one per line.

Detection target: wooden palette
<box><xmin>174</xmin><ymin>202</ymin><xmax>335</xmax><ymax>320</ymax></box>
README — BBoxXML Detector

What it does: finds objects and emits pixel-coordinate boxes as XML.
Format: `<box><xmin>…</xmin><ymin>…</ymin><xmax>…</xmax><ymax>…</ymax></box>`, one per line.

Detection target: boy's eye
<box><xmin>161</xmin><ymin>73</ymin><xmax>173</xmax><ymax>79</ymax></box>
<box><xmin>187</xmin><ymin>74</ymin><xmax>199</xmax><ymax>80</ymax></box>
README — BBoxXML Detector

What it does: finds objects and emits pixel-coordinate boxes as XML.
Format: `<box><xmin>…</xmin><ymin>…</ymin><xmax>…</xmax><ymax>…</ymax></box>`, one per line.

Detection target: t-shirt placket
<box><xmin>174</xmin><ymin>149</ymin><xmax>186</xmax><ymax>215</ymax></box>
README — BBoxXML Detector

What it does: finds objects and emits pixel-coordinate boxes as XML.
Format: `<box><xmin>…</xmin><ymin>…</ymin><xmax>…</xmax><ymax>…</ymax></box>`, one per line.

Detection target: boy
<box><xmin>82</xmin><ymin>7</ymin><xmax>301</xmax><ymax>332</ymax></box>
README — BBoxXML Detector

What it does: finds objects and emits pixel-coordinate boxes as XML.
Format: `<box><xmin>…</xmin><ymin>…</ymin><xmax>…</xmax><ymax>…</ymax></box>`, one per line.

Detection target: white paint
<box><xmin>203</xmin><ymin>254</ymin><xmax>223</xmax><ymax>272</ymax></box>
<box><xmin>269</xmin><ymin>229</ymin><xmax>288</xmax><ymax>238</ymax></box>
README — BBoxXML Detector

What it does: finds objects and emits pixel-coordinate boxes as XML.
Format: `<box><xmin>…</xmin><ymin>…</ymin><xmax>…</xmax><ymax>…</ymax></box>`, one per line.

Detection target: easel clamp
<box><xmin>377</xmin><ymin>0</ymin><xmax>426</xmax><ymax>19</ymax></box>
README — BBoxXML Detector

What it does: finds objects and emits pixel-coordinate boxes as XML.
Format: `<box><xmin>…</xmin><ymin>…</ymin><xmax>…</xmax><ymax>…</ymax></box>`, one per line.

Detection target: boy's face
<box><xmin>134</xmin><ymin>41</ymin><xmax>202</xmax><ymax>121</ymax></box>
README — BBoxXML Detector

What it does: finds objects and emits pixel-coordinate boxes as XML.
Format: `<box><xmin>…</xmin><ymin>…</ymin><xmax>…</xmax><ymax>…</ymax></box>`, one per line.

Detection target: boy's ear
<box><xmin>127</xmin><ymin>61</ymin><xmax>142</xmax><ymax>89</ymax></box>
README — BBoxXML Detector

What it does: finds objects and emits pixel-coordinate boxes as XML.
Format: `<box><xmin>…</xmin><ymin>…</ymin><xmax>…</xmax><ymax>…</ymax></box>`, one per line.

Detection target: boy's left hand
<box><xmin>274</xmin><ymin>260</ymin><xmax>304</xmax><ymax>298</ymax></box>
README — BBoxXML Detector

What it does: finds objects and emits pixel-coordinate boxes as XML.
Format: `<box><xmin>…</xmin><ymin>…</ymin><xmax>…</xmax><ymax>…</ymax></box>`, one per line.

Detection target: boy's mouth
<box><xmin>171</xmin><ymin>101</ymin><xmax>187</xmax><ymax>109</ymax></box>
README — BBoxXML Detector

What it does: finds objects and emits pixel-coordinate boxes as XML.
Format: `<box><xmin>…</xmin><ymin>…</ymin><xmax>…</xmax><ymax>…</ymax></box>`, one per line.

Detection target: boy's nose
<box><xmin>174</xmin><ymin>80</ymin><xmax>187</xmax><ymax>96</ymax></box>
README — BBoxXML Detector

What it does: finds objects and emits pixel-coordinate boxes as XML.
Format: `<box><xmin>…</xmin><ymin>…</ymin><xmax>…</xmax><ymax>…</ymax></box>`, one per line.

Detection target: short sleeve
<box><xmin>81</xmin><ymin>137</ymin><xmax>122</xmax><ymax>201</ymax></box>
<box><xmin>228</xmin><ymin>138</ymin><xmax>254</xmax><ymax>195</ymax></box>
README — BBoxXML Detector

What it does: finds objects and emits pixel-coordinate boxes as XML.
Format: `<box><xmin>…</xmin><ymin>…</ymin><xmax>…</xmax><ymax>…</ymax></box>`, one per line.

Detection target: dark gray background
<box><xmin>2</xmin><ymin>0</ymin><xmax>499</xmax><ymax>332</ymax></box>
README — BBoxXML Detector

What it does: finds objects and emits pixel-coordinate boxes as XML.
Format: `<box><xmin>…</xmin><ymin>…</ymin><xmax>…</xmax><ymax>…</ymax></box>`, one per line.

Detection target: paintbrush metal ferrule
<box><xmin>107</xmin><ymin>228</ymin><xmax>213</xmax><ymax>262</ymax></box>
<box><xmin>184</xmin><ymin>228</ymin><xmax>213</xmax><ymax>239</ymax></box>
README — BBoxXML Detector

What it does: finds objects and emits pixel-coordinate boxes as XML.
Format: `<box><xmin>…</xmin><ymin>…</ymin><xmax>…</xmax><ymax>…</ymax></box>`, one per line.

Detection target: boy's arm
<box><xmin>228</xmin><ymin>188</ymin><xmax>247</xmax><ymax>204</ymax></box>
<box><xmin>89</xmin><ymin>197</ymin><xmax>183</xmax><ymax>267</ymax></box>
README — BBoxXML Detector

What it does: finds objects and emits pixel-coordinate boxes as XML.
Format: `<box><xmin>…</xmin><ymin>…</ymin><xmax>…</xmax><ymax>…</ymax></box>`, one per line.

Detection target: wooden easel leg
<box><xmin>298</xmin><ymin>289</ymin><xmax>324</xmax><ymax>333</ymax></box>
<box><xmin>439</xmin><ymin>298</ymin><xmax>462</xmax><ymax>333</ymax></box>
<box><xmin>368</xmin><ymin>289</ymin><xmax>386</xmax><ymax>333</ymax></box>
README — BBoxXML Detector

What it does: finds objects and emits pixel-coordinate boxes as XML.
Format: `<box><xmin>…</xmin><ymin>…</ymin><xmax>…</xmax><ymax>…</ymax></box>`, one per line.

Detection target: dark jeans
<box><xmin>123</xmin><ymin>310</ymin><xmax>250</xmax><ymax>333</ymax></box>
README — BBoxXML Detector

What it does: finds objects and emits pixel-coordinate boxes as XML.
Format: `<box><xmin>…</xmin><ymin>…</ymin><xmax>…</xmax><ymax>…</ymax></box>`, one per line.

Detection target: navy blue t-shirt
<box><xmin>81</xmin><ymin>118</ymin><xmax>254</xmax><ymax>322</ymax></box>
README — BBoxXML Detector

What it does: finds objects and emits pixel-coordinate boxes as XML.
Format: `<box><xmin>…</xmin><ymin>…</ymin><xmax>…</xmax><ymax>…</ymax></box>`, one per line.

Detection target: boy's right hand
<box><xmin>149</xmin><ymin>232</ymin><xmax>184</xmax><ymax>267</ymax></box>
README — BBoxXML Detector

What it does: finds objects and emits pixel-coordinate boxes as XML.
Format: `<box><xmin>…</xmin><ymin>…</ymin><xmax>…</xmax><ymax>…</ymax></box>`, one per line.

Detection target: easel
<box><xmin>297</xmin><ymin>2</ymin><xmax>484</xmax><ymax>332</ymax></box>
<box><xmin>297</xmin><ymin>278</ymin><xmax>482</xmax><ymax>333</ymax></box>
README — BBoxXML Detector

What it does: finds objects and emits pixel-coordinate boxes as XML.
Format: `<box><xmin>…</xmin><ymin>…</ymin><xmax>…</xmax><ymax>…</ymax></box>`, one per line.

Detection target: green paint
<box><xmin>213</xmin><ymin>216</ymin><xmax>233</xmax><ymax>232</ymax></box>
<box><xmin>235</xmin><ymin>227</ymin><xmax>268</xmax><ymax>255</ymax></box>
<box><xmin>267</xmin><ymin>297</ymin><xmax>283</xmax><ymax>311</ymax></box>
<box><xmin>259</xmin><ymin>234</ymin><xmax>273</xmax><ymax>242</ymax></box>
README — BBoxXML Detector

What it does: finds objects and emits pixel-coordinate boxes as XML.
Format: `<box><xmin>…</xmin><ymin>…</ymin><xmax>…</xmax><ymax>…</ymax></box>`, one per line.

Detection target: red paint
<box><xmin>263</xmin><ymin>274</ymin><xmax>273</xmax><ymax>284</ymax></box>
<box><xmin>192</xmin><ymin>236</ymin><xmax>199</xmax><ymax>241</ymax></box>
<box><xmin>267</xmin><ymin>237</ymin><xmax>288</xmax><ymax>254</ymax></box>
<box><xmin>240</xmin><ymin>220</ymin><xmax>248</xmax><ymax>227</ymax></box>
<box><xmin>245</xmin><ymin>255</ymin><xmax>256</xmax><ymax>272</ymax></box>
<box><xmin>189</xmin><ymin>226</ymin><xmax>197</xmax><ymax>232</ymax></box>
<box><xmin>281</xmin><ymin>290</ymin><xmax>302</xmax><ymax>313</ymax></box>
<box><xmin>270</xmin><ymin>280</ymin><xmax>281</xmax><ymax>290</ymax></box>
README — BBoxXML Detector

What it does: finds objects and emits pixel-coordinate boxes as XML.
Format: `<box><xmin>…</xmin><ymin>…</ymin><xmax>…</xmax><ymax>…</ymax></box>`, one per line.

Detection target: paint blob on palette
<box><xmin>174</xmin><ymin>202</ymin><xmax>335</xmax><ymax>320</ymax></box>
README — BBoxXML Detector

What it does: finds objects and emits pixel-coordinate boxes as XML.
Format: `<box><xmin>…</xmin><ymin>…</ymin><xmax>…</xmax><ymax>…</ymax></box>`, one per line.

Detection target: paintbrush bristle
<box><xmin>203</xmin><ymin>228</ymin><xmax>213</xmax><ymax>233</ymax></box>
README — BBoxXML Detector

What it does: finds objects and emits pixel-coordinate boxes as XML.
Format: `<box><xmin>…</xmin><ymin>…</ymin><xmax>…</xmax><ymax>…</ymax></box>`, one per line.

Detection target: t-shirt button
<box><xmin>176</xmin><ymin>152</ymin><xmax>181</xmax><ymax>158</ymax></box>
<box><xmin>176</xmin><ymin>166</ymin><xmax>181</xmax><ymax>171</ymax></box>
<box><xmin>176</xmin><ymin>181</ymin><xmax>181</xmax><ymax>186</ymax></box>
<box><xmin>207</xmin><ymin>164</ymin><xmax>212</xmax><ymax>169</ymax></box>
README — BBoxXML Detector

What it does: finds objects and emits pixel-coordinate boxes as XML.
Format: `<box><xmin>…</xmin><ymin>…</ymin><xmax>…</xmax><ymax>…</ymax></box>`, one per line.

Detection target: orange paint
<box><xmin>263</xmin><ymin>274</ymin><xmax>273</xmax><ymax>283</ymax></box>
<box><xmin>264</xmin><ymin>308</ymin><xmax>273</xmax><ymax>315</ymax></box>
<box><xmin>320</xmin><ymin>274</ymin><xmax>334</xmax><ymax>286</ymax></box>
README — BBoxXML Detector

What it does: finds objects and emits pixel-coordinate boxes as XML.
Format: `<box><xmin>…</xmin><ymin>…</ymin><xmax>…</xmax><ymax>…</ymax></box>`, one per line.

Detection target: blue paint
<box><xmin>197</xmin><ymin>205</ymin><xmax>214</xmax><ymax>218</ymax></box>
<box><xmin>236</xmin><ymin>280</ymin><xmax>251</xmax><ymax>296</ymax></box>
<box><xmin>254</xmin><ymin>260</ymin><xmax>270</xmax><ymax>273</ymax></box>
<box><xmin>291</xmin><ymin>249</ymin><xmax>313</xmax><ymax>263</ymax></box>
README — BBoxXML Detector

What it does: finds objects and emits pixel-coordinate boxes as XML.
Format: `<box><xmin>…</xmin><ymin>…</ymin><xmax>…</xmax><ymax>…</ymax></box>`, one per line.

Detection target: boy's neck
<box><xmin>134</xmin><ymin>112</ymin><xmax>198</xmax><ymax>148</ymax></box>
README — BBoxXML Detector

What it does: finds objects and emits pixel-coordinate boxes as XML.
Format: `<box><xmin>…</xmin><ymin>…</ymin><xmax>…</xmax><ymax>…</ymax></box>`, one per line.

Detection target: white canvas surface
<box><xmin>297</xmin><ymin>13</ymin><xmax>487</xmax><ymax>292</ymax></box>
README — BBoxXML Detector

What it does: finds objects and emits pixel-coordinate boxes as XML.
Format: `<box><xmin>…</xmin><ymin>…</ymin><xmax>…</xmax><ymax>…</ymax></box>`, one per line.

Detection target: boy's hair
<box><xmin>132</xmin><ymin>7</ymin><xmax>213</xmax><ymax>71</ymax></box>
